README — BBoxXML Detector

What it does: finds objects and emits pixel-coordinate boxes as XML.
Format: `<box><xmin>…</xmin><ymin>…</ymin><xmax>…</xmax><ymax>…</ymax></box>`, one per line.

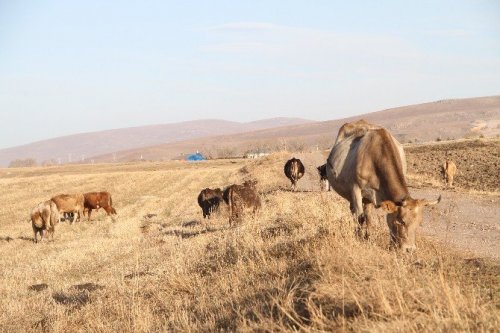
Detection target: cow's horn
<box><xmin>424</xmin><ymin>195</ymin><xmax>441</xmax><ymax>206</ymax></box>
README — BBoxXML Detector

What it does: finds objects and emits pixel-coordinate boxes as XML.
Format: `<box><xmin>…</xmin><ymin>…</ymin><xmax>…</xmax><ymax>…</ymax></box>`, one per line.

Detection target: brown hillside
<box><xmin>0</xmin><ymin>117</ymin><xmax>313</xmax><ymax>167</ymax></box>
<box><xmin>92</xmin><ymin>96</ymin><xmax>500</xmax><ymax>162</ymax></box>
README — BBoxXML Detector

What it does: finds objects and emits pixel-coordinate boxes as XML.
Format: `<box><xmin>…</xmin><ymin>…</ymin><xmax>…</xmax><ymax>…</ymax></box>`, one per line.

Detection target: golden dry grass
<box><xmin>0</xmin><ymin>155</ymin><xmax>498</xmax><ymax>332</ymax></box>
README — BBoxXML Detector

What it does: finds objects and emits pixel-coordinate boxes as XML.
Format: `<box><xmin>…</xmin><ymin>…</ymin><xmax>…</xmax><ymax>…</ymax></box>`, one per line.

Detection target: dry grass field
<box><xmin>0</xmin><ymin>151</ymin><xmax>499</xmax><ymax>332</ymax></box>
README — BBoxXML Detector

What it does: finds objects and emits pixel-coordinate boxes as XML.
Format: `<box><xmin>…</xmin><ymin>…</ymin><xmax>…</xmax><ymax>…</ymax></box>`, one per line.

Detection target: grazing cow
<box><xmin>197</xmin><ymin>188</ymin><xmax>224</xmax><ymax>219</ymax></box>
<box><xmin>284</xmin><ymin>158</ymin><xmax>305</xmax><ymax>192</ymax></box>
<box><xmin>441</xmin><ymin>159</ymin><xmax>457</xmax><ymax>187</ymax></box>
<box><xmin>317</xmin><ymin>164</ymin><xmax>330</xmax><ymax>191</ymax></box>
<box><xmin>30</xmin><ymin>200</ymin><xmax>60</xmax><ymax>243</ymax></box>
<box><xmin>223</xmin><ymin>180</ymin><xmax>261</xmax><ymax>226</ymax></box>
<box><xmin>83</xmin><ymin>191</ymin><xmax>117</xmax><ymax>221</ymax></box>
<box><xmin>326</xmin><ymin>124</ymin><xmax>440</xmax><ymax>251</ymax></box>
<box><xmin>51</xmin><ymin>193</ymin><xmax>85</xmax><ymax>224</ymax></box>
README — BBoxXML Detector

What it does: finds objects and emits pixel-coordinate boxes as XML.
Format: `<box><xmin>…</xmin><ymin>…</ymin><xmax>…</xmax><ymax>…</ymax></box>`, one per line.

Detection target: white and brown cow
<box><xmin>30</xmin><ymin>200</ymin><xmax>60</xmax><ymax>243</ymax></box>
<box><xmin>51</xmin><ymin>193</ymin><xmax>85</xmax><ymax>224</ymax></box>
<box><xmin>326</xmin><ymin>121</ymin><xmax>440</xmax><ymax>251</ymax></box>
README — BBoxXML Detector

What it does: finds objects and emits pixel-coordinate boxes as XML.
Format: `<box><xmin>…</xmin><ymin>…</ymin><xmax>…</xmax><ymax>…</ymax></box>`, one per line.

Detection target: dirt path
<box><xmin>411</xmin><ymin>187</ymin><xmax>500</xmax><ymax>261</ymax></box>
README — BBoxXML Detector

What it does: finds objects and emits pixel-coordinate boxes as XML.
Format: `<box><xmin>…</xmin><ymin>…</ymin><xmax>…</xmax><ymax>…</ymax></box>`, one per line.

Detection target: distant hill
<box><xmin>0</xmin><ymin>117</ymin><xmax>313</xmax><ymax>167</ymax></box>
<box><xmin>89</xmin><ymin>96</ymin><xmax>500</xmax><ymax>163</ymax></box>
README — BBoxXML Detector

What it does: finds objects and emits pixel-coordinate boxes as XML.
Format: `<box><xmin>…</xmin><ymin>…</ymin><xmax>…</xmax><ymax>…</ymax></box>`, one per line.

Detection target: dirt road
<box><xmin>411</xmin><ymin>187</ymin><xmax>500</xmax><ymax>260</ymax></box>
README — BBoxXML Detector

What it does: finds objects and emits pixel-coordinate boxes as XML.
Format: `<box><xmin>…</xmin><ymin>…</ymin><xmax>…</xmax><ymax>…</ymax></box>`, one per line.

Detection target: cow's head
<box><xmin>380</xmin><ymin>195</ymin><xmax>441</xmax><ymax>252</ymax></box>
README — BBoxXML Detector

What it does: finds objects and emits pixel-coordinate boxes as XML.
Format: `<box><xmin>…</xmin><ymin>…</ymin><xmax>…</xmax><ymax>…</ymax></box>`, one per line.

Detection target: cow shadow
<box><xmin>28</xmin><ymin>283</ymin><xmax>49</xmax><ymax>292</ymax></box>
<box><xmin>18</xmin><ymin>236</ymin><xmax>34</xmax><ymax>242</ymax></box>
<box><xmin>124</xmin><ymin>271</ymin><xmax>154</xmax><ymax>279</ymax></box>
<box><xmin>182</xmin><ymin>220</ymin><xmax>202</xmax><ymax>228</ymax></box>
<box><xmin>0</xmin><ymin>235</ymin><xmax>14</xmax><ymax>242</ymax></box>
<box><xmin>52</xmin><ymin>283</ymin><xmax>104</xmax><ymax>309</ymax></box>
<box><xmin>163</xmin><ymin>222</ymin><xmax>225</xmax><ymax>239</ymax></box>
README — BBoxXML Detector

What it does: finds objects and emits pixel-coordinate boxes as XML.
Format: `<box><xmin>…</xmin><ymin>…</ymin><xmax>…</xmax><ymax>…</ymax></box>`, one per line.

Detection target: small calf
<box><xmin>223</xmin><ymin>180</ymin><xmax>261</xmax><ymax>226</ymax></box>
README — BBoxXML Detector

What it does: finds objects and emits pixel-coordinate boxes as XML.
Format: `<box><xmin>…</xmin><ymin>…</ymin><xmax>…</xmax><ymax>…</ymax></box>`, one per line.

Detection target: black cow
<box><xmin>197</xmin><ymin>188</ymin><xmax>224</xmax><ymax>219</ymax></box>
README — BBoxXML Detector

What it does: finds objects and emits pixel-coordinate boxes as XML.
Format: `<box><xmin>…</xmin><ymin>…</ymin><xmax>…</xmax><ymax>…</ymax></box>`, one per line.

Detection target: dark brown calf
<box><xmin>84</xmin><ymin>192</ymin><xmax>117</xmax><ymax>221</ymax></box>
<box><xmin>223</xmin><ymin>180</ymin><xmax>261</xmax><ymax>226</ymax></box>
<box><xmin>197</xmin><ymin>188</ymin><xmax>224</xmax><ymax>219</ymax></box>
<box><xmin>284</xmin><ymin>158</ymin><xmax>305</xmax><ymax>191</ymax></box>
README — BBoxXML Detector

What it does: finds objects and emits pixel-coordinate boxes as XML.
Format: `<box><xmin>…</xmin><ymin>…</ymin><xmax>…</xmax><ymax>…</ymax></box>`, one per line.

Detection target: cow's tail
<box><xmin>109</xmin><ymin>195</ymin><xmax>117</xmax><ymax>214</ymax></box>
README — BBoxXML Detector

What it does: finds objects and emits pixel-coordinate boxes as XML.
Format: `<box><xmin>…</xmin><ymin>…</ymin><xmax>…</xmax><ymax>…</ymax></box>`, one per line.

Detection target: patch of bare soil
<box><xmin>406</xmin><ymin>139</ymin><xmax>500</xmax><ymax>192</ymax></box>
<box><xmin>403</xmin><ymin>139</ymin><xmax>500</xmax><ymax>260</ymax></box>
<box><xmin>411</xmin><ymin>187</ymin><xmax>500</xmax><ymax>260</ymax></box>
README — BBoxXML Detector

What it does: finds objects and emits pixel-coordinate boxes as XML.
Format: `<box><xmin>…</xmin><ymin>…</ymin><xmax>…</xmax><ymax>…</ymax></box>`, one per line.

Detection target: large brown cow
<box><xmin>223</xmin><ymin>180</ymin><xmax>261</xmax><ymax>226</ymax></box>
<box><xmin>51</xmin><ymin>193</ymin><xmax>85</xmax><ymax>224</ymax></box>
<box><xmin>30</xmin><ymin>200</ymin><xmax>60</xmax><ymax>243</ymax></box>
<box><xmin>441</xmin><ymin>159</ymin><xmax>457</xmax><ymax>187</ymax></box>
<box><xmin>197</xmin><ymin>188</ymin><xmax>223</xmax><ymax>219</ymax></box>
<box><xmin>284</xmin><ymin>158</ymin><xmax>305</xmax><ymax>192</ymax></box>
<box><xmin>83</xmin><ymin>191</ymin><xmax>117</xmax><ymax>221</ymax></box>
<box><xmin>326</xmin><ymin>124</ymin><xmax>440</xmax><ymax>251</ymax></box>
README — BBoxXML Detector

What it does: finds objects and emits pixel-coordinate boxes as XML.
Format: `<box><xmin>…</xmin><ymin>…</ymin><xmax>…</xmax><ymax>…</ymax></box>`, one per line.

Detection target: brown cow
<box><xmin>326</xmin><ymin>123</ymin><xmax>440</xmax><ymax>251</ymax></box>
<box><xmin>317</xmin><ymin>164</ymin><xmax>330</xmax><ymax>191</ymax></box>
<box><xmin>441</xmin><ymin>159</ymin><xmax>457</xmax><ymax>187</ymax></box>
<box><xmin>223</xmin><ymin>180</ymin><xmax>261</xmax><ymax>226</ymax></box>
<box><xmin>197</xmin><ymin>188</ymin><xmax>224</xmax><ymax>219</ymax></box>
<box><xmin>83</xmin><ymin>192</ymin><xmax>117</xmax><ymax>221</ymax></box>
<box><xmin>30</xmin><ymin>200</ymin><xmax>60</xmax><ymax>243</ymax></box>
<box><xmin>284</xmin><ymin>158</ymin><xmax>305</xmax><ymax>192</ymax></box>
<box><xmin>51</xmin><ymin>193</ymin><xmax>85</xmax><ymax>224</ymax></box>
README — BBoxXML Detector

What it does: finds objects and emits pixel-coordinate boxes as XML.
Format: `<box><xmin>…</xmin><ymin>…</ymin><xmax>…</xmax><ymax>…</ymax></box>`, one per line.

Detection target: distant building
<box><xmin>186</xmin><ymin>152</ymin><xmax>205</xmax><ymax>162</ymax></box>
<box><xmin>244</xmin><ymin>150</ymin><xmax>271</xmax><ymax>159</ymax></box>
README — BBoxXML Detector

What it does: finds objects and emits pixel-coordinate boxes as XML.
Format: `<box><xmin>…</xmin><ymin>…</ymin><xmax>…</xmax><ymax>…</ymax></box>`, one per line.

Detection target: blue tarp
<box><xmin>186</xmin><ymin>152</ymin><xmax>205</xmax><ymax>161</ymax></box>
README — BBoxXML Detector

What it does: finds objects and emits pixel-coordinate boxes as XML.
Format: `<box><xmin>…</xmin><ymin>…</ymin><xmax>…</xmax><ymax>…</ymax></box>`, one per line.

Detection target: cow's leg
<box><xmin>351</xmin><ymin>185</ymin><xmax>365</xmax><ymax>238</ymax></box>
<box><xmin>33</xmin><ymin>226</ymin><xmax>38</xmax><ymax>243</ymax></box>
<box><xmin>104</xmin><ymin>206</ymin><xmax>116</xmax><ymax>221</ymax></box>
<box><xmin>87</xmin><ymin>208</ymin><xmax>93</xmax><ymax>221</ymax></box>
<box><xmin>362</xmin><ymin>202</ymin><xmax>375</xmax><ymax>240</ymax></box>
<box><xmin>203</xmin><ymin>203</ymin><xmax>208</xmax><ymax>219</ymax></box>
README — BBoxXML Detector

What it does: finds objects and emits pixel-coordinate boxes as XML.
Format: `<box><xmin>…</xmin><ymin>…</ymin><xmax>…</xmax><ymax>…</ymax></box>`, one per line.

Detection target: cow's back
<box><xmin>327</xmin><ymin>128</ymin><xmax>407</xmax><ymax>204</ymax></box>
<box><xmin>52</xmin><ymin>193</ymin><xmax>84</xmax><ymax>211</ymax></box>
<box><xmin>326</xmin><ymin>134</ymin><xmax>362</xmax><ymax>201</ymax></box>
<box><xmin>31</xmin><ymin>200</ymin><xmax>59</xmax><ymax>230</ymax></box>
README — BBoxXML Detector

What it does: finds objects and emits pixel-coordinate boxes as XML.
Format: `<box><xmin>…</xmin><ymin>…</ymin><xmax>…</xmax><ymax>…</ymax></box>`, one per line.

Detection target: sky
<box><xmin>0</xmin><ymin>0</ymin><xmax>499</xmax><ymax>149</ymax></box>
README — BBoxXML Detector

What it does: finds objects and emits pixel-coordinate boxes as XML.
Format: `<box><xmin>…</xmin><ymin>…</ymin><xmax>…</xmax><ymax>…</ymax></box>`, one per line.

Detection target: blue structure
<box><xmin>186</xmin><ymin>152</ymin><xmax>205</xmax><ymax>162</ymax></box>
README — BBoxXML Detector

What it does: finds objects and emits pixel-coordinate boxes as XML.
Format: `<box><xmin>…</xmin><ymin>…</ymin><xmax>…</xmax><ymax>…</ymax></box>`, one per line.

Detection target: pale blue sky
<box><xmin>0</xmin><ymin>0</ymin><xmax>499</xmax><ymax>148</ymax></box>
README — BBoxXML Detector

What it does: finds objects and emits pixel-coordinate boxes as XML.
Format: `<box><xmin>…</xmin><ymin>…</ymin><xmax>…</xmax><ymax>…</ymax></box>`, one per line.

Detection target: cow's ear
<box><xmin>398</xmin><ymin>200</ymin><xmax>408</xmax><ymax>207</ymax></box>
<box><xmin>380</xmin><ymin>201</ymin><xmax>397</xmax><ymax>213</ymax></box>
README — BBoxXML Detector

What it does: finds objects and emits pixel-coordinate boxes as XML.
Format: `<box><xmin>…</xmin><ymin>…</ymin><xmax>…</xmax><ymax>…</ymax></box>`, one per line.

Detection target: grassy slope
<box><xmin>0</xmin><ymin>156</ymin><xmax>498</xmax><ymax>332</ymax></box>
